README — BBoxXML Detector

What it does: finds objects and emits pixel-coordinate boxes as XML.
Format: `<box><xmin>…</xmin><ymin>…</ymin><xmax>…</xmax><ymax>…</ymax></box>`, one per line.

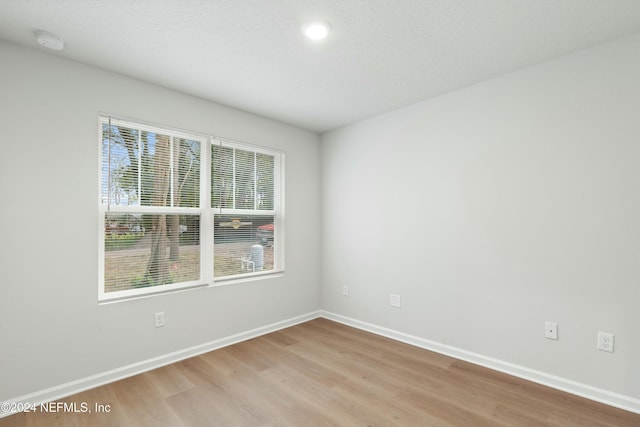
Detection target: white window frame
<box><xmin>210</xmin><ymin>138</ymin><xmax>285</xmax><ymax>283</ymax></box>
<box><xmin>98</xmin><ymin>115</ymin><xmax>285</xmax><ymax>302</ymax></box>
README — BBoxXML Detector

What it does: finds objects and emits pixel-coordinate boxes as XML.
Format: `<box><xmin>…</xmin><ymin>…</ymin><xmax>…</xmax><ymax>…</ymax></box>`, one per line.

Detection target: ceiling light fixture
<box><xmin>35</xmin><ymin>30</ymin><xmax>65</xmax><ymax>50</ymax></box>
<box><xmin>303</xmin><ymin>21</ymin><xmax>330</xmax><ymax>41</ymax></box>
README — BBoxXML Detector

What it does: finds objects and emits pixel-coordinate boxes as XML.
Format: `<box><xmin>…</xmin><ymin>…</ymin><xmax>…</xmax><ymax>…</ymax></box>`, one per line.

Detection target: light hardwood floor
<box><xmin>3</xmin><ymin>318</ymin><xmax>639</xmax><ymax>426</ymax></box>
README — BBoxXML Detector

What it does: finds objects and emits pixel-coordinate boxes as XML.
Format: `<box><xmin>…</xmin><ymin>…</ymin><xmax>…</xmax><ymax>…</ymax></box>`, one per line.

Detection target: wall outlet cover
<box><xmin>597</xmin><ymin>332</ymin><xmax>614</xmax><ymax>352</ymax></box>
<box><xmin>545</xmin><ymin>322</ymin><xmax>558</xmax><ymax>340</ymax></box>
<box><xmin>155</xmin><ymin>312</ymin><xmax>165</xmax><ymax>328</ymax></box>
<box><xmin>390</xmin><ymin>294</ymin><xmax>401</xmax><ymax>308</ymax></box>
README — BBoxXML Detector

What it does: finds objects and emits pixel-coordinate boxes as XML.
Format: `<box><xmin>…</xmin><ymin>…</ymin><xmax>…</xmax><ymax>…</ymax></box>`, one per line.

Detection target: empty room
<box><xmin>1</xmin><ymin>1</ymin><xmax>639</xmax><ymax>426</ymax></box>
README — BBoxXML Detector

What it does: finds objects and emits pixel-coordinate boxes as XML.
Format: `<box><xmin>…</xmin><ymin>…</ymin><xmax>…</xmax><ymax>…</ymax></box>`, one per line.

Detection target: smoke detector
<box><xmin>35</xmin><ymin>31</ymin><xmax>65</xmax><ymax>50</ymax></box>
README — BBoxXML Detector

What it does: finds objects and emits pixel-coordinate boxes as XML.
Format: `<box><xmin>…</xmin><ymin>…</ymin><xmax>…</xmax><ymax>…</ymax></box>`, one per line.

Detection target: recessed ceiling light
<box><xmin>303</xmin><ymin>22</ymin><xmax>330</xmax><ymax>41</ymax></box>
<box><xmin>35</xmin><ymin>31</ymin><xmax>65</xmax><ymax>50</ymax></box>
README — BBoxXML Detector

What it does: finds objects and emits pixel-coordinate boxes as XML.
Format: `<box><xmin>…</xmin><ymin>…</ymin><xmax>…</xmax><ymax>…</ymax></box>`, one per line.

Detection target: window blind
<box><xmin>101</xmin><ymin>118</ymin><xmax>203</xmax><ymax>294</ymax></box>
<box><xmin>211</xmin><ymin>141</ymin><xmax>278</xmax><ymax>278</ymax></box>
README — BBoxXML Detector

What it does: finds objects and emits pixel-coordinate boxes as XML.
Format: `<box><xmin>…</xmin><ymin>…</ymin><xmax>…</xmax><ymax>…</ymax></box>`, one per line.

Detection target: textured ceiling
<box><xmin>2</xmin><ymin>1</ymin><xmax>640</xmax><ymax>132</ymax></box>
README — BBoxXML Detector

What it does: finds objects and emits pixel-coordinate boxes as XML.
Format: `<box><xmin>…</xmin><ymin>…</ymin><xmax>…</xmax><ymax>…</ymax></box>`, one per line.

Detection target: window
<box><xmin>99</xmin><ymin>116</ymin><xmax>284</xmax><ymax>301</ymax></box>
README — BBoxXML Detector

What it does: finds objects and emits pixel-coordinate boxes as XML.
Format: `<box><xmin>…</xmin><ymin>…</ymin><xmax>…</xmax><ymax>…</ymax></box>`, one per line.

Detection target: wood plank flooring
<box><xmin>3</xmin><ymin>318</ymin><xmax>639</xmax><ymax>426</ymax></box>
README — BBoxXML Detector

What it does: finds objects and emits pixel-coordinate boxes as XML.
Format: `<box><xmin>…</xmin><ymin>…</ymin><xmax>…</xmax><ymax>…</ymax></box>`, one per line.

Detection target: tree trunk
<box><xmin>144</xmin><ymin>134</ymin><xmax>171</xmax><ymax>285</ymax></box>
<box><xmin>169</xmin><ymin>139</ymin><xmax>180</xmax><ymax>263</ymax></box>
<box><xmin>146</xmin><ymin>214</ymin><xmax>169</xmax><ymax>285</ymax></box>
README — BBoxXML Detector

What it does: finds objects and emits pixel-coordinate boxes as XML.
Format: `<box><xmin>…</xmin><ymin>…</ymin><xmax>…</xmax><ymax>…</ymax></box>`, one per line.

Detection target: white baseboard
<box><xmin>1</xmin><ymin>310</ymin><xmax>322</xmax><ymax>418</ymax></box>
<box><xmin>320</xmin><ymin>310</ymin><xmax>640</xmax><ymax>415</ymax></box>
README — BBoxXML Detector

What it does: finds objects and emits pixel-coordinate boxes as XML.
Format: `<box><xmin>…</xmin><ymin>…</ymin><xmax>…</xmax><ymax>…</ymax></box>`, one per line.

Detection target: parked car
<box><xmin>257</xmin><ymin>223</ymin><xmax>274</xmax><ymax>246</ymax></box>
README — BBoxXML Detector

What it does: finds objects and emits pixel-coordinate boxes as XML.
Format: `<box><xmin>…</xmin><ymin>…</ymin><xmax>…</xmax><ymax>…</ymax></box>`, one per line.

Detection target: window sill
<box><xmin>211</xmin><ymin>270</ymin><xmax>285</xmax><ymax>287</ymax></box>
<box><xmin>98</xmin><ymin>271</ymin><xmax>285</xmax><ymax>304</ymax></box>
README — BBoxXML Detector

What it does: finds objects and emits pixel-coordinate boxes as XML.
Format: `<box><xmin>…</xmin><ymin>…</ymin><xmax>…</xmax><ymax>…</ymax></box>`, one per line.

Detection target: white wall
<box><xmin>321</xmin><ymin>34</ymin><xmax>640</xmax><ymax>402</ymax></box>
<box><xmin>0</xmin><ymin>40</ymin><xmax>321</xmax><ymax>401</ymax></box>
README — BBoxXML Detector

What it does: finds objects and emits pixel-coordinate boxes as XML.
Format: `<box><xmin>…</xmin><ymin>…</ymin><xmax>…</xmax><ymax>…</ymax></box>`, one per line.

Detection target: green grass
<box><xmin>104</xmin><ymin>245</ymin><xmax>200</xmax><ymax>293</ymax></box>
<box><xmin>104</xmin><ymin>233</ymin><xmax>143</xmax><ymax>251</ymax></box>
<box><xmin>105</xmin><ymin>244</ymin><xmax>274</xmax><ymax>292</ymax></box>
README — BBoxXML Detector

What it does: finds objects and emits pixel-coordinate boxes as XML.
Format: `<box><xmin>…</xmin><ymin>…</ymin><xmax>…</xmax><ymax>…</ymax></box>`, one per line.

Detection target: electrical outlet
<box><xmin>390</xmin><ymin>294</ymin><xmax>401</xmax><ymax>308</ymax></box>
<box><xmin>597</xmin><ymin>332</ymin><xmax>614</xmax><ymax>352</ymax></box>
<box><xmin>342</xmin><ymin>285</ymin><xmax>349</xmax><ymax>296</ymax></box>
<box><xmin>155</xmin><ymin>312</ymin><xmax>165</xmax><ymax>328</ymax></box>
<box><xmin>544</xmin><ymin>322</ymin><xmax>558</xmax><ymax>340</ymax></box>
